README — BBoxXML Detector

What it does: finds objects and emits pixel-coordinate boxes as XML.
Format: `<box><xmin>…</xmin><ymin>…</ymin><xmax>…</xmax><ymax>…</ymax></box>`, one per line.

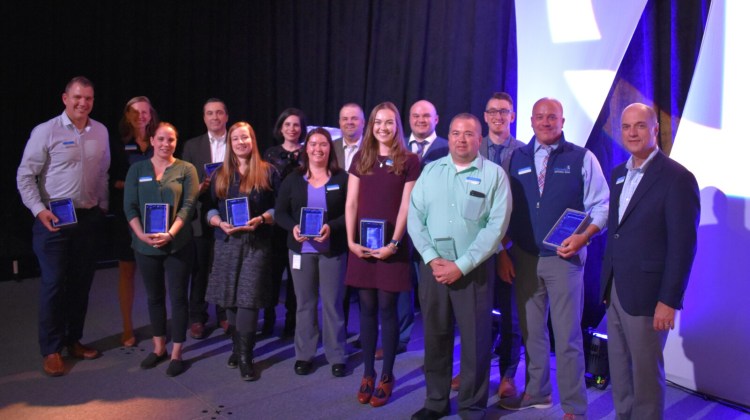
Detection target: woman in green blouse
<box><xmin>123</xmin><ymin>122</ymin><xmax>199</xmax><ymax>377</ymax></box>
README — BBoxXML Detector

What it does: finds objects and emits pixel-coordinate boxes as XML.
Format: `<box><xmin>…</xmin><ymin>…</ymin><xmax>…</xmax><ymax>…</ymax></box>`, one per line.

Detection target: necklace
<box><xmin>377</xmin><ymin>156</ymin><xmax>389</xmax><ymax>168</ymax></box>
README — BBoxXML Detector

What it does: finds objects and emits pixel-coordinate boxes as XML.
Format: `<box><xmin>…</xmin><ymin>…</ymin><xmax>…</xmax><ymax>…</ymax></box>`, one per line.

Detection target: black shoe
<box><xmin>238</xmin><ymin>332</ymin><xmax>258</xmax><ymax>381</ymax></box>
<box><xmin>294</xmin><ymin>360</ymin><xmax>313</xmax><ymax>375</ymax></box>
<box><xmin>331</xmin><ymin>363</ymin><xmax>346</xmax><ymax>377</ymax></box>
<box><xmin>140</xmin><ymin>352</ymin><xmax>169</xmax><ymax>369</ymax></box>
<box><xmin>165</xmin><ymin>359</ymin><xmax>187</xmax><ymax>377</ymax></box>
<box><xmin>227</xmin><ymin>329</ymin><xmax>239</xmax><ymax>368</ymax></box>
<box><xmin>411</xmin><ymin>407</ymin><xmax>449</xmax><ymax>420</ymax></box>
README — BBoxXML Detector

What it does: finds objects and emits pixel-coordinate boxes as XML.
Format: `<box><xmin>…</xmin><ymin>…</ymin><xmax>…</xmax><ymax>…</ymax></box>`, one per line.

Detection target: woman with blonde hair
<box><xmin>205</xmin><ymin>121</ymin><xmax>279</xmax><ymax>381</ymax></box>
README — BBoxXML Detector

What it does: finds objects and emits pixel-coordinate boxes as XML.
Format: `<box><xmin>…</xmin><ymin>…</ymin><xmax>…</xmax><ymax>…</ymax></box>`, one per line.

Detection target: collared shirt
<box><xmin>618</xmin><ymin>148</ymin><xmax>659</xmax><ymax>223</ymax></box>
<box><xmin>408</xmin><ymin>131</ymin><xmax>438</xmax><ymax>157</ymax></box>
<box><xmin>485</xmin><ymin>135</ymin><xmax>523</xmax><ymax>170</ymax></box>
<box><xmin>17</xmin><ymin>111</ymin><xmax>110</xmax><ymax>216</ymax></box>
<box><xmin>343</xmin><ymin>137</ymin><xmax>362</xmax><ymax>171</ymax></box>
<box><xmin>532</xmin><ymin>139</ymin><xmax>609</xmax><ymax>230</ymax></box>
<box><xmin>209</xmin><ymin>133</ymin><xmax>227</xmax><ymax>163</ymax></box>
<box><xmin>407</xmin><ymin>154</ymin><xmax>512</xmax><ymax>275</ymax></box>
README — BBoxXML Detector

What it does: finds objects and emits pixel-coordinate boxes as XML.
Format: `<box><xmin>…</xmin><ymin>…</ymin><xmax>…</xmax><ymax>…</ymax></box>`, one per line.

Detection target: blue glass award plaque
<box><xmin>360</xmin><ymin>218</ymin><xmax>386</xmax><ymax>250</ymax></box>
<box><xmin>226</xmin><ymin>197</ymin><xmax>250</xmax><ymax>227</ymax></box>
<box><xmin>542</xmin><ymin>208</ymin><xmax>591</xmax><ymax>250</ymax></box>
<box><xmin>299</xmin><ymin>207</ymin><xmax>324</xmax><ymax>237</ymax></box>
<box><xmin>144</xmin><ymin>203</ymin><xmax>169</xmax><ymax>234</ymax></box>
<box><xmin>49</xmin><ymin>198</ymin><xmax>77</xmax><ymax>227</ymax></box>
<box><xmin>204</xmin><ymin>162</ymin><xmax>223</xmax><ymax>178</ymax></box>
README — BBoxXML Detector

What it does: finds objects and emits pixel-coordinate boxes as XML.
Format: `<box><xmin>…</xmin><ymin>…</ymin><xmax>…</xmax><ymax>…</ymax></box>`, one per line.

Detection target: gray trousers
<box><xmin>512</xmin><ymin>246</ymin><xmax>587</xmax><ymax>416</ymax></box>
<box><xmin>607</xmin><ymin>280</ymin><xmax>669</xmax><ymax>420</ymax></box>
<box><xmin>288</xmin><ymin>251</ymin><xmax>347</xmax><ymax>364</ymax></box>
<box><xmin>419</xmin><ymin>261</ymin><xmax>493</xmax><ymax>420</ymax></box>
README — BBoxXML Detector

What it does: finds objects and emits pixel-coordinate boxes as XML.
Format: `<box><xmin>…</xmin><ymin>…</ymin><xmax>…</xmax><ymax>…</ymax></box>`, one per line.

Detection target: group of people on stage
<box><xmin>17</xmin><ymin>76</ymin><xmax>699</xmax><ymax>420</ymax></box>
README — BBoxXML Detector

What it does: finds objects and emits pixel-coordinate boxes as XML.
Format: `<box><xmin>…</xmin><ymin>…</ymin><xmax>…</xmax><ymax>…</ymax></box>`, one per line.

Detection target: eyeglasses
<box><xmin>485</xmin><ymin>108</ymin><xmax>512</xmax><ymax>116</ymax></box>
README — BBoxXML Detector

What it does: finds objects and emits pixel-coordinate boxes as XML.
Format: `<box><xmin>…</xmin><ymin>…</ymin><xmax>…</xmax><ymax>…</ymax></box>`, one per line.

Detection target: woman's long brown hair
<box><xmin>355</xmin><ymin>101</ymin><xmax>410</xmax><ymax>176</ymax></box>
<box><xmin>214</xmin><ymin>121</ymin><xmax>271</xmax><ymax>198</ymax></box>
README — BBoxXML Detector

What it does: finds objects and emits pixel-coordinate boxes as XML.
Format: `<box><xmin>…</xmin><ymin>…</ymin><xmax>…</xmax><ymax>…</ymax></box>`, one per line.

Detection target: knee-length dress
<box><xmin>205</xmin><ymin>169</ymin><xmax>279</xmax><ymax>309</ymax></box>
<box><xmin>344</xmin><ymin>153</ymin><xmax>421</xmax><ymax>292</ymax></box>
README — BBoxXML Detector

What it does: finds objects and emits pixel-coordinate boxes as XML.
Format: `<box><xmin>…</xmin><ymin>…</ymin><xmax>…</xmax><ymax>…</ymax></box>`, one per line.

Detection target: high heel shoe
<box><xmin>369</xmin><ymin>373</ymin><xmax>395</xmax><ymax>407</ymax></box>
<box><xmin>357</xmin><ymin>373</ymin><xmax>376</xmax><ymax>404</ymax></box>
<box><xmin>121</xmin><ymin>331</ymin><xmax>136</xmax><ymax>348</ymax></box>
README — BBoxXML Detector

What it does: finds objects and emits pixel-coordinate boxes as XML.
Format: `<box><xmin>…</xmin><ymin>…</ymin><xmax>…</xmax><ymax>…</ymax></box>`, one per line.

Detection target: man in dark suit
<box><xmin>600</xmin><ymin>103</ymin><xmax>699</xmax><ymax>419</ymax></box>
<box><xmin>332</xmin><ymin>103</ymin><xmax>365</xmax><ymax>171</ymax></box>
<box><xmin>180</xmin><ymin>98</ymin><xmax>229</xmax><ymax>339</ymax></box>
<box><xmin>380</xmin><ymin>100</ymin><xmax>449</xmax><ymax>360</ymax></box>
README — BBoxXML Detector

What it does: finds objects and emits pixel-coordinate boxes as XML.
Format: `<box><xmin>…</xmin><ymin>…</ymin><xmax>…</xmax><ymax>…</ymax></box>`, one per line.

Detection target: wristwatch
<box><xmin>388</xmin><ymin>239</ymin><xmax>400</xmax><ymax>251</ymax></box>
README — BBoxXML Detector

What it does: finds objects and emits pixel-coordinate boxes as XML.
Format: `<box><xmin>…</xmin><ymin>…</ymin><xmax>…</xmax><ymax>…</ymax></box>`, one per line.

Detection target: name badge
<box><xmin>326</xmin><ymin>184</ymin><xmax>340</xmax><ymax>191</ymax></box>
<box><xmin>553</xmin><ymin>165</ymin><xmax>571</xmax><ymax>174</ymax></box>
<box><xmin>518</xmin><ymin>166</ymin><xmax>532</xmax><ymax>175</ymax></box>
<box><xmin>63</xmin><ymin>140</ymin><xmax>75</xmax><ymax>146</ymax></box>
<box><xmin>616</xmin><ymin>176</ymin><xmax>625</xmax><ymax>185</ymax></box>
<box><xmin>125</xmin><ymin>144</ymin><xmax>138</xmax><ymax>151</ymax></box>
<box><xmin>466</xmin><ymin>176</ymin><xmax>481</xmax><ymax>185</ymax></box>
<box><xmin>385</xmin><ymin>159</ymin><xmax>394</xmax><ymax>166</ymax></box>
<box><xmin>139</xmin><ymin>176</ymin><xmax>153</xmax><ymax>183</ymax></box>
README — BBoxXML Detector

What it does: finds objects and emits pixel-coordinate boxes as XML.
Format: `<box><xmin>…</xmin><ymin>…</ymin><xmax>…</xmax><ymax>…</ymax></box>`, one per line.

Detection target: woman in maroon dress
<box><xmin>345</xmin><ymin>102</ymin><xmax>420</xmax><ymax>407</ymax></box>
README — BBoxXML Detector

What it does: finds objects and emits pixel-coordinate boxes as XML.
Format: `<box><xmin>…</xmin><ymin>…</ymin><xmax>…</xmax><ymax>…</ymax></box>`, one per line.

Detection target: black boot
<box><xmin>227</xmin><ymin>327</ymin><xmax>239</xmax><ymax>369</ymax></box>
<box><xmin>238</xmin><ymin>332</ymin><xmax>257</xmax><ymax>381</ymax></box>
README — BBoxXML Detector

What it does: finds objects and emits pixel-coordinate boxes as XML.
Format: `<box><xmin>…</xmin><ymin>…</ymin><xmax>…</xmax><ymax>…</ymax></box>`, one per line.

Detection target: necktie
<box><xmin>411</xmin><ymin>140</ymin><xmax>426</xmax><ymax>160</ymax></box>
<box><xmin>489</xmin><ymin>144</ymin><xmax>504</xmax><ymax>166</ymax></box>
<box><xmin>537</xmin><ymin>146</ymin><xmax>550</xmax><ymax>194</ymax></box>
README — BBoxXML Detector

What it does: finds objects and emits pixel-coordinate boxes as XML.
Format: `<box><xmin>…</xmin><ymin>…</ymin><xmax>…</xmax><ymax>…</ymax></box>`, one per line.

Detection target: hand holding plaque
<box><xmin>299</xmin><ymin>207</ymin><xmax>324</xmax><ymax>237</ymax></box>
<box><xmin>49</xmin><ymin>198</ymin><xmax>77</xmax><ymax>227</ymax></box>
<box><xmin>144</xmin><ymin>203</ymin><xmax>169</xmax><ymax>234</ymax></box>
<box><xmin>359</xmin><ymin>219</ymin><xmax>386</xmax><ymax>252</ymax></box>
<box><xmin>226</xmin><ymin>197</ymin><xmax>250</xmax><ymax>227</ymax></box>
<box><xmin>542</xmin><ymin>208</ymin><xmax>591</xmax><ymax>250</ymax></box>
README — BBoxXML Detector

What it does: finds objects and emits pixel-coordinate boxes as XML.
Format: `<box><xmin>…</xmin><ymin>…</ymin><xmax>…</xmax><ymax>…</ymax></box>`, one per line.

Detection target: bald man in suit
<box><xmin>600</xmin><ymin>103</ymin><xmax>699</xmax><ymax>420</ymax></box>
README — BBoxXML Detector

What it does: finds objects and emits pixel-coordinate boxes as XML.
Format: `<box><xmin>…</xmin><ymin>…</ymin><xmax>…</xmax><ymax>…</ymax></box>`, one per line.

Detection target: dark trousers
<box><xmin>33</xmin><ymin>208</ymin><xmax>104</xmax><ymax>356</ymax></box>
<box><xmin>188</xmin><ymin>234</ymin><xmax>225</xmax><ymax>324</ymax></box>
<box><xmin>419</xmin><ymin>261</ymin><xmax>493</xmax><ymax>419</ymax></box>
<box><xmin>135</xmin><ymin>246</ymin><xmax>191</xmax><ymax>343</ymax></box>
<box><xmin>495</xmin><ymin>271</ymin><xmax>521</xmax><ymax>378</ymax></box>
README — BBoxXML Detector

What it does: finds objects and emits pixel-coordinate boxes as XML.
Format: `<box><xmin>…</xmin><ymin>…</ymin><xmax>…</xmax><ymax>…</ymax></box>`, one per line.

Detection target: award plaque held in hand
<box><xmin>543</xmin><ymin>208</ymin><xmax>591</xmax><ymax>250</ymax></box>
<box><xmin>49</xmin><ymin>198</ymin><xmax>77</xmax><ymax>227</ymax></box>
<box><xmin>204</xmin><ymin>162</ymin><xmax>223</xmax><ymax>178</ymax></box>
<box><xmin>299</xmin><ymin>207</ymin><xmax>324</xmax><ymax>237</ymax></box>
<box><xmin>144</xmin><ymin>203</ymin><xmax>169</xmax><ymax>234</ymax></box>
<box><xmin>360</xmin><ymin>219</ymin><xmax>386</xmax><ymax>250</ymax></box>
<box><xmin>226</xmin><ymin>197</ymin><xmax>250</xmax><ymax>227</ymax></box>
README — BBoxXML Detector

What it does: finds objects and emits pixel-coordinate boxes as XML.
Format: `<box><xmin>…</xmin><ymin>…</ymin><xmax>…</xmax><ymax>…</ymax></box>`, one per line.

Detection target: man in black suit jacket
<box><xmin>180</xmin><ymin>98</ymin><xmax>229</xmax><ymax>339</ymax></box>
<box><xmin>332</xmin><ymin>103</ymin><xmax>365</xmax><ymax>171</ymax></box>
<box><xmin>600</xmin><ymin>103</ymin><xmax>700</xmax><ymax>419</ymax></box>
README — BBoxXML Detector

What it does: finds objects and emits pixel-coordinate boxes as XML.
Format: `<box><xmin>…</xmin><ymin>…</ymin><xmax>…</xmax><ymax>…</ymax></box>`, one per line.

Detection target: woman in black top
<box><xmin>275</xmin><ymin>127</ymin><xmax>348</xmax><ymax>377</ymax></box>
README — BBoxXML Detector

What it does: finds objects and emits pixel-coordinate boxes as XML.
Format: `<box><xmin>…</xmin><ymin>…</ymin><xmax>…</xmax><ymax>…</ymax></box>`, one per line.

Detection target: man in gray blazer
<box><xmin>180</xmin><ymin>98</ymin><xmax>229</xmax><ymax>339</ymax></box>
<box><xmin>332</xmin><ymin>103</ymin><xmax>365</xmax><ymax>171</ymax></box>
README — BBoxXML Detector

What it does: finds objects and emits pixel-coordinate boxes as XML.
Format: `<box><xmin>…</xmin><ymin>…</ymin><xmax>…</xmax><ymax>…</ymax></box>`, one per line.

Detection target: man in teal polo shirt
<box><xmin>408</xmin><ymin>113</ymin><xmax>512</xmax><ymax>420</ymax></box>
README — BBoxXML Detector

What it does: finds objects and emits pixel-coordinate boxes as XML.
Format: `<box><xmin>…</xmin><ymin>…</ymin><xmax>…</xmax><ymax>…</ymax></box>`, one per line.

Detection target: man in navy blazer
<box><xmin>180</xmin><ymin>98</ymin><xmax>230</xmax><ymax>339</ymax></box>
<box><xmin>600</xmin><ymin>103</ymin><xmax>700</xmax><ymax>420</ymax></box>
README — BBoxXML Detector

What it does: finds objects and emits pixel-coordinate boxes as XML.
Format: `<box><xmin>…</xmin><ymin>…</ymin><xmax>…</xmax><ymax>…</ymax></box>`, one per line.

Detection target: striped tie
<box><xmin>538</xmin><ymin>146</ymin><xmax>550</xmax><ymax>194</ymax></box>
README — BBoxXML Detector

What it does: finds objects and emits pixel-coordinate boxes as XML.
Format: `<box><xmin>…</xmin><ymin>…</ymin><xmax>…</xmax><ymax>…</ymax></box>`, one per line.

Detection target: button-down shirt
<box><xmin>408</xmin><ymin>154</ymin><xmax>512</xmax><ymax>275</ymax></box>
<box><xmin>343</xmin><ymin>137</ymin><xmax>362</xmax><ymax>171</ymax></box>
<box><xmin>209</xmin><ymin>133</ymin><xmax>227</xmax><ymax>163</ymax></box>
<box><xmin>17</xmin><ymin>111</ymin><xmax>110</xmax><ymax>216</ymax></box>
<box><xmin>618</xmin><ymin>148</ymin><xmax>659</xmax><ymax>223</ymax></box>
<box><xmin>532</xmin><ymin>139</ymin><xmax>609</xmax><ymax>230</ymax></box>
<box><xmin>408</xmin><ymin>132</ymin><xmax>438</xmax><ymax>157</ymax></box>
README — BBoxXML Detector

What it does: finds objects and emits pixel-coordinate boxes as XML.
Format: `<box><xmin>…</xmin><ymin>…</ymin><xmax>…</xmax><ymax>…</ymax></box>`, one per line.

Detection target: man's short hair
<box><xmin>204</xmin><ymin>97</ymin><xmax>228</xmax><ymax>114</ymax></box>
<box><xmin>65</xmin><ymin>76</ymin><xmax>94</xmax><ymax>93</ymax></box>
<box><xmin>450</xmin><ymin>113</ymin><xmax>482</xmax><ymax>132</ymax></box>
<box><xmin>488</xmin><ymin>92</ymin><xmax>514</xmax><ymax>110</ymax></box>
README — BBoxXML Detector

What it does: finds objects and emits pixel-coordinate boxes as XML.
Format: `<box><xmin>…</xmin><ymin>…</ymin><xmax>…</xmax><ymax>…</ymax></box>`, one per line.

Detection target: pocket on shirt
<box><xmin>462</xmin><ymin>194</ymin><xmax>485</xmax><ymax>221</ymax></box>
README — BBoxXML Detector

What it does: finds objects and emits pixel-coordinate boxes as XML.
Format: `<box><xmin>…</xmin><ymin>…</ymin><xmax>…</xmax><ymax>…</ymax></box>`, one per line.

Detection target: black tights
<box><xmin>226</xmin><ymin>307</ymin><xmax>259</xmax><ymax>335</ymax></box>
<box><xmin>358</xmin><ymin>288</ymin><xmax>398</xmax><ymax>378</ymax></box>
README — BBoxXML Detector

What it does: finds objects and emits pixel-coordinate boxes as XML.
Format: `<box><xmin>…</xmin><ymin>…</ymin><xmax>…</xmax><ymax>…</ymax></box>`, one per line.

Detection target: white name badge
<box><xmin>466</xmin><ymin>176</ymin><xmax>481</xmax><ymax>185</ymax></box>
<box><xmin>326</xmin><ymin>184</ymin><xmax>340</xmax><ymax>191</ymax></box>
<box><xmin>125</xmin><ymin>144</ymin><xmax>138</xmax><ymax>151</ymax></box>
<box><xmin>518</xmin><ymin>166</ymin><xmax>532</xmax><ymax>175</ymax></box>
<box><xmin>139</xmin><ymin>176</ymin><xmax>154</xmax><ymax>183</ymax></box>
<box><xmin>292</xmin><ymin>253</ymin><xmax>302</xmax><ymax>270</ymax></box>
<box><xmin>616</xmin><ymin>176</ymin><xmax>625</xmax><ymax>185</ymax></box>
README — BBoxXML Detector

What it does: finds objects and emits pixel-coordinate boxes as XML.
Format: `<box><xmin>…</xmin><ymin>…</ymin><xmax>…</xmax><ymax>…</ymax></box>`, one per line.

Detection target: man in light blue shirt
<box><xmin>408</xmin><ymin>113</ymin><xmax>512</xmax><ymax>420</ymax></box>
<box><xmin>16</xmin><ymin>76</ymin><xmax>110</xmax><ymax>377</ymax></box>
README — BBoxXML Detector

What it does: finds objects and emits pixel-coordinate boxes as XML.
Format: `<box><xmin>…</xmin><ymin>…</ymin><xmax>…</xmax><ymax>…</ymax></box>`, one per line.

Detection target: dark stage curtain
<box><xmin>3</xmin><ymin>1</ymin><xmax>517</xmax><ymax>270</ymax></box>
<box><xmin>582</xmin><ymin>0</ymin><xmax>712</xmax><ymax>329</ymax></box>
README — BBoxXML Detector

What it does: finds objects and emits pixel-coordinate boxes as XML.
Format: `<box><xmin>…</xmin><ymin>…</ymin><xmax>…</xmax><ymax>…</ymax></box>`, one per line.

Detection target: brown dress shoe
<box><xmin>67</xmin><ymin>342</ymin><xmax>101</xmax><ymax>360</ymax></box>
<box><xmin>498</xmin><ymin>377</ymin><xmax>517</xmax><ymax>398</ymax></box>
<box><xmin>43</xmin><ymin>353</ymin><xmax>64</xmax><ymax>376</ymax></box>
<box><xmin>374</xmin><ymin>348</ymin><xmax>384</xmax><ymax>360</ymax></box>
<box><xmin>370</xmin><ymin>374</ymin><xmax>395</xmax><ymax>407</ymax></box>
<box><xmin>450</xmin><ymin>374</ymin><xmax>460</xmax><ymax>391</ymax></box>
<box><xmin>190</xmin><ymin>322</ymin><xmax>206</xmax><ymax>339</ymax></box>
<box><xmin>357</xmin><ymin>374</ymin><xmax>376</xmax><ymax>404</ymax></box>
<box><xmin>219</xmin><ymin>320</ymin><xmax>230</xmax><ymax>335</ymax></box>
